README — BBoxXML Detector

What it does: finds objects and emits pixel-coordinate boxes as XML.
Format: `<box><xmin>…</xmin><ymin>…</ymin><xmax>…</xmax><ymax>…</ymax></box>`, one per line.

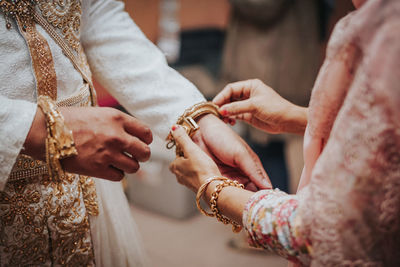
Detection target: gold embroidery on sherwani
<box><xmin>0</xmin><ymin>174</ymin><xmax>96</xmax><ymax>266</ymax></box>
<box><xmin>42</xmin><ymin>173</ymin><xmax>95</xmax><ymax>266</ymax></box>
<box><xmin>33</xmin><ymin>5</ymin><xmax>98</xmax><ymax>106</ymax></box>
<box><xmin>0</xmin><ymin>0</ymin><xmax>38</xmax><ymax>29</ymax></box>
<box><xmin>80</xmin><ymin>176</ymin><xmax>99</xmax><ymax>216</ymax></box>
<box><xmin>38</xmin><ymin>0</ymin><xmax>82</xmax><ymax>51</ymax></box>
<box><xmin>16</xmin><ymin>16</ymin><xmax>58</xmax><ymax>100</ymax></box>
<box><xmin>3</xmin><ymin>1</ymin><xmax>99</xmax><ymax>265</ymax></box>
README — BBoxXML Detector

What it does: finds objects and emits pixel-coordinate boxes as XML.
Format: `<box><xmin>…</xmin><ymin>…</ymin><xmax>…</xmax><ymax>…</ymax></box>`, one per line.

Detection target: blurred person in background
<box><xmin>169</xmin><ymin>0</ymin><xmax>400</xmax><ymax>266</ymax></box>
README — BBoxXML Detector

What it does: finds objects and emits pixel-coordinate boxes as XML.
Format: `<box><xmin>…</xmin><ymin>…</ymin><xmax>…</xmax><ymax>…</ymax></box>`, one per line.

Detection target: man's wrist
<box><xmin>22</xmin><ymin>107</ymin><xmax>47</xmax><ymax>161</ymax></box>
<box><xmin>196</xmin><ymin>113</ymin><xmax>217</xmax><ymax>127</ymax></box>
<box><xmin>166</xmin><ymin>102</ymin><xmax>221</xmax><ymax>155</ymax></box>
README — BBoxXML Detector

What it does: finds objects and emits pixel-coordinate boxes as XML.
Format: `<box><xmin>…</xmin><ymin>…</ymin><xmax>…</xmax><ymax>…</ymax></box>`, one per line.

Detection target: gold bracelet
<box><xmin>210</xmin><ymin>179</ymin><xmax>244</xmax><ymax>233</ymax></box>
<box><xmin>166</xmin><ymin>101</ymin><xmax>221</xmax><ymax>156</ymax></box>
<box><xmin>196</xmin><ymin>176</ymin><xmax>230</xmax><ymax>217</ymax></box>
<box><xmin>37</xmin><ymin>95</ymin><xmax>78</xmax><ymax>180</ymax></box>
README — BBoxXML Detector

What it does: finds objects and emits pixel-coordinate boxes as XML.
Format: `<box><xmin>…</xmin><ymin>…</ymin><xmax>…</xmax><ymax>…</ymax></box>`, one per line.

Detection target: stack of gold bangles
<box><xmin>166</xmin><ymin>101</ymin><xmax>221</xmax><ymax>156</ymax></box>
<box><xmin>196</xmin><ymin>176</ymin><xmax>244</xmax><ymax>233</ymax></box>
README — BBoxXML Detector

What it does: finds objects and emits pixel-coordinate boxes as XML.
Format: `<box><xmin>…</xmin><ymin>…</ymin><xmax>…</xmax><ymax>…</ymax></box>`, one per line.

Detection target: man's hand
<box><xmin>193</xmin><ymin>114</ymin><xmax>272</xmax><ymax>191</ymax></box>
<box><xmin>24</xmin><ymin>107</ymin><xmax>153</xmax><ymax>181</ymax></box>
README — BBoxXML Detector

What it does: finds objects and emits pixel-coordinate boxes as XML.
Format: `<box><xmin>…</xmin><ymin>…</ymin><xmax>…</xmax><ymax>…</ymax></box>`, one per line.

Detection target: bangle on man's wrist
<box><xmin>166</xmin><ymin>101</ymin><xmax>221</xmax><ymax>156</ymax></box>
<box><xmin>37</xmin><ymin>95</ymin><xmax>77</xmax><ymax>180</ymax></box>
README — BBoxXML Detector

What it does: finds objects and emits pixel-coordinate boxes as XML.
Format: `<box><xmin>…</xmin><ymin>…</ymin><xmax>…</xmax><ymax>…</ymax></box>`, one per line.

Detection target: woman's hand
<box><xmin>170</xmin><ymin>125</ymin><xmax>256</xmax><ymax>224</ymax></box>
<box><xmin>213</xmin><ymin>79</ymin><xmax>308</xmax><ymax>135</ymax></box>
<box><xmin>169</xmin><ymin>125</ymin><xmax>222</xmax><ymax>192</ymax></box>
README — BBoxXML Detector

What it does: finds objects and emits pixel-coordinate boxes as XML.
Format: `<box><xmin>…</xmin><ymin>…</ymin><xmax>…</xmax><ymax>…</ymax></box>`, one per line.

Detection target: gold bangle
<box><xmin>196</xmin><ymin>176</ymin><xmax>230</xmax><ymax>217</ymax></box>
<box><xmin>37</xmin><ymin>95</ymin><xmax>77</xmax><ymax>180</ymax></box>
<box><xmin>210</xmin><ymin>179</ymin><xmax>244</xmax><ymax>233</ymax></box>
<box><xmin>166</xmin><ymin>101</ymin><xmax>221</xmax><ymax>156</ymax></box>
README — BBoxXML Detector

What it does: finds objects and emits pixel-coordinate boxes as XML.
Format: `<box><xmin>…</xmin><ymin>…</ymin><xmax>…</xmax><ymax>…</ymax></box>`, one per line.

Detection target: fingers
<box><xmin>123</xmin><ymin>115</ymin><xmax>153</xmax><ymax>145</ymax></box>
<box><xmin>235</xmin><ymin>147</ymin><xmax>272</xmax><ymax>189</ymax></box>
<box><xmin>213</xmin><ymin>80</ymin><xmax>255</xmax><ymax>106</ymax></box>
<box><xmin>123</xmin><ymin>134</ymin><xmax>151</xmax><ymax>162</ymax></box>
<box><xmin>103</xmin><ymin>166</ymin><xmax>125</xmax><ymax>182</ymax></box>
<box><xmin>171</xmin><ymin>125</ymin><xmax>199</xmax><ymax>157</ymax></box>
<box><xmin>245</xmin><ymin>182</ymin><xmax>258</xmax><ymax>192</ymax></box>
<box><xmin>222</xmin><ymin>117</ymin><xmax>236</xmax><ymax>126</ymax></box>
<box><xmin>169</xmin><ymin>157</ymin><xmax>194</xmax><ymax>189</ymax></box>
<box><xmin>169</xmin><ymin>157</ymin><xmax>185</xmax><ymax>177</ymax></box>
<box><xmin>219</xmin><ymin>99</ymin><xmax>254</xmax><ymax>117</ymax></box>
<box><xmin>231</xmin><ymin>113</ymin><xmax>252</xmax><ymax>122</ymax></box>
<box><xmin>111</xmin><ymin>153</ymin><xmax>140</xmax><ymax>174</ymax></box>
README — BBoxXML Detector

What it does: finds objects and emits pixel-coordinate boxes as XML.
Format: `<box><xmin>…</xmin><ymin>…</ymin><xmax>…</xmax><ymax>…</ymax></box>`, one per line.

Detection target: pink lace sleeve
<box><xmin>243</xmin><ymin>189</ymin><xmax>311</xmax><ymax>266</ymax></box>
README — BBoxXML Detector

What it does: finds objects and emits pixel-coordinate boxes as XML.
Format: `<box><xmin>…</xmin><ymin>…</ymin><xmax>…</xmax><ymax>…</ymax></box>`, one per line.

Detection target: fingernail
<box><xmin>172</xmin><ymin>125</ymin><xmax>178</xmax><ymax>131</ymax></box>
<box><xmin>220</xmin><ymin>109</ymin><xmax>228</xmax><ymax>116</ymax></box>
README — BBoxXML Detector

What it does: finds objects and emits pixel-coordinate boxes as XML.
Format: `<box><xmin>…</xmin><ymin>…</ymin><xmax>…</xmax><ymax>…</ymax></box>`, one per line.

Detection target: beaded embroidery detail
<box><xmin>0</xmin><ymin>0</ymin><xmax>38</xmax><ymax>29</ymax></box>
<box><xmin>38</xmin><ymin>0</ymin><xmax>81</xmax><ymax>51</ymax></box>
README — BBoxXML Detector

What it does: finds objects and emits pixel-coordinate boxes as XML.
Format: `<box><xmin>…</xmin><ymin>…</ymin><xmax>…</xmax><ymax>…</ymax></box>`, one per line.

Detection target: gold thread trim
<box><xmin>17</xmin><ymin>16</ymin><xmax>57</xmax><ymax>100</ymax></box>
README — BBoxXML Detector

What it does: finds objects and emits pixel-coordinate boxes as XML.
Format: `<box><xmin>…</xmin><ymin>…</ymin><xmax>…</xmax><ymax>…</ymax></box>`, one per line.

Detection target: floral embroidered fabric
<box><xmin>243</xmin><ymin>190</ymin><xmax>310</xmax><ymax>266</ymax></box>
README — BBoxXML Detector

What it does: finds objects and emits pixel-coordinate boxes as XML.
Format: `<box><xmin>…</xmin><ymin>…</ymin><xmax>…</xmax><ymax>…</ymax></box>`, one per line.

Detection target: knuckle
<box><xmin>110</xmin><ymin>109</ymin><xmax>124</xmax><ymax>122</ymax></box>
<box><xmin>96</xmin><ymin>145</ymin><xmax>106</xmax><ymax>155</ymax></box>
<box><xmin>106</xmin><ymin>136</ymin><xmax>124</xmax><ymax>147</ymax></box>
<box><xmin>102</xmin><ymin>151</ymin><xmax>113</xmax><ymax>162</ymax></box>
<box><xmin>249</xmin><ymin>101</ymin><xmax>257</xmax><ymax>111</ymax></box>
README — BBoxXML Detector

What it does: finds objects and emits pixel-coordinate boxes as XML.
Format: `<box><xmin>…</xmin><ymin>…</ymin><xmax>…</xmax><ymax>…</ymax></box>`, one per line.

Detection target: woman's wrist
<box><xmin>203</xmin><ymin>180</ymin><xmax>221</xmax><ymax>203</ymax></box>
<box><xmin>201</xmin><ymin>179</ymin><xmax>254</xmax><ymax>225</ymax></box>
<box><xmin>282</xmin><ymin>105</ymin><xmax>308</xmax><ymax>135</ymax></box>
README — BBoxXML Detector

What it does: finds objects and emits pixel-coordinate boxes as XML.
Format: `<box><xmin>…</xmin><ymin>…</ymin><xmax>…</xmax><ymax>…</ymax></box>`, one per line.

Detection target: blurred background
<box><xmin>95</xmin><ymin>0</ymin><xmax>355</xmax><ymax>266</ymax></box>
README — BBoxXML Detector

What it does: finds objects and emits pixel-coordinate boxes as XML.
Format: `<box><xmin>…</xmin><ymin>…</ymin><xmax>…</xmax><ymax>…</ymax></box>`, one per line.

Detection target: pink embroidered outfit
<box><xmin>243</xmin><ymin>0</ymin><xmax>400</xmax><ymax>266</ymax></box>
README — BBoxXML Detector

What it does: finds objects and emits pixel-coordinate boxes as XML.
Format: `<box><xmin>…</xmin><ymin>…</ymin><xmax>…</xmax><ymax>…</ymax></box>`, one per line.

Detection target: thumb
<box><xmin>219</xmin><ymin>100</ymin><xmax>254</xmax><ymax>117</ymax></box>
<box><xmin>171</xmin><ymin>125</ymin><xmax>199</xmax><ymax>157</ymax></box>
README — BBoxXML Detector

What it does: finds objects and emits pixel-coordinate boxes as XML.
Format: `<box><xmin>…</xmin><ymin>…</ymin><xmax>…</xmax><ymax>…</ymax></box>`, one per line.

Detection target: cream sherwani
<box><xmin>0</xmin><ymin>0</ymin><xmax>204</xmax><ymax>266</ymax></box>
